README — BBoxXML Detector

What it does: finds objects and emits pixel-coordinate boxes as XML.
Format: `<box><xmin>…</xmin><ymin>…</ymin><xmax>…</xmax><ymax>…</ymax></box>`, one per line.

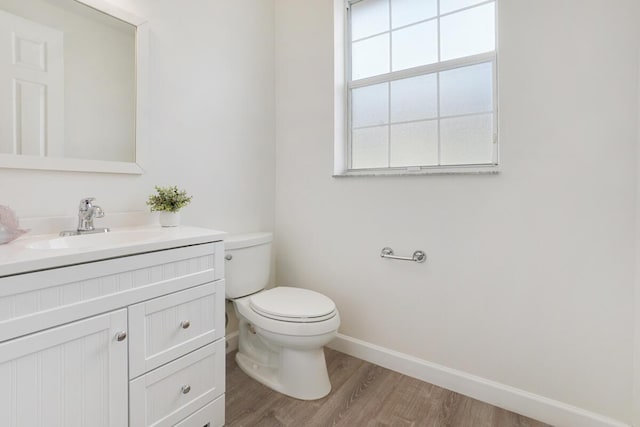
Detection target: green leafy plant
<box><xmin>146</xmin><ymin>186</ymin><xmax>192</xmax><ymax>213</ymax></box>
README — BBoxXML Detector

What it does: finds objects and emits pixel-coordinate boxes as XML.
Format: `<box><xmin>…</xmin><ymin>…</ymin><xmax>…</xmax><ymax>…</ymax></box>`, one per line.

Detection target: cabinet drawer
<box><xmin>129</xmin><ymin>340</ymin><xmax>225</xmax><ymax>427</ymax></box>
<box><xmin>129</xmin><ymin>282</ymin><xmax>225</xmax><ymax>378</ymax></box>
<box><xmin>174</xmin><ymin>395</ymin><xmax>224</xmax><ymax>427</ymax></box>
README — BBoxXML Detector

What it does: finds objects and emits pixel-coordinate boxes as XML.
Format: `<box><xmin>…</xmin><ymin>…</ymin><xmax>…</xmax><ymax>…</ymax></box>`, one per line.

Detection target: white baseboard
<box><xmin>328</xmin><ymin>333</ymin><xmax>630</xmax><ymax>427</ymax></box>
<box><xmin>226</xmin><ymin>331</ymin><xmax>239</xmax><ymax>354</ymax></box>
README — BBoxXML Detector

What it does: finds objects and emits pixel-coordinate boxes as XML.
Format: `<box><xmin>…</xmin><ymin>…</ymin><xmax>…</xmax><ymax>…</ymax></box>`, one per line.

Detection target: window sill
<box><xmin>333</xmin><ymin>164</ymin><xmax>500</xmax><ymax>177</ymax></box>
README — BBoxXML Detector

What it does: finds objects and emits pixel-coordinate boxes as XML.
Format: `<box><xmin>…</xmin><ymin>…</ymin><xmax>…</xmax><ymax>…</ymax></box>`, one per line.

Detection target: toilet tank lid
<box><xmin>224</xmin><ymin>232</ymin><xmax>273</xmax><ymax>250</ymax></box>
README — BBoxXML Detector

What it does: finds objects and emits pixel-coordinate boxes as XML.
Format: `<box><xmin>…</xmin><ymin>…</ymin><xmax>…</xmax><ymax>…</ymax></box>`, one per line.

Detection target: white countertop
<box><xmin>0</xmin><ymin>225</ymin><xmax>226</xmax><ymax>278</ymax></box>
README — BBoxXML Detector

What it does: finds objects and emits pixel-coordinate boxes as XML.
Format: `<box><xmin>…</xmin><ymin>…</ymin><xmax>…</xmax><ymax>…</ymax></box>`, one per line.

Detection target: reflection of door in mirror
<box><xmin>0</xmin><ymin>10</ymin><xmax>64</xmax><ymax>158</ymax></box>
<box><xmin>0</xmin><ymin>0</ymin><xmax>136</xmax><ymax>165</ymax></box>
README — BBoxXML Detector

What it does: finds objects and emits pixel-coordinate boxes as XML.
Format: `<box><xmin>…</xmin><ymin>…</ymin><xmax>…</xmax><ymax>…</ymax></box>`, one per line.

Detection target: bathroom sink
<box><xmin>25</xmin><ymin>229</ymin><xmax>167</xmax><ymax>250</ymax></box>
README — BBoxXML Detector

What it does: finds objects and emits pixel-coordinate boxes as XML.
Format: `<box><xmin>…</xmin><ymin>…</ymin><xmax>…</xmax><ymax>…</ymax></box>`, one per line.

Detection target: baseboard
<box><xmin>328</xmin><ymin>333</ymin><xmax>630</xmax><ymax>427</ymax></box>
<box><xmin>226</xmin><ymin>331</ymin><xmax>239</xmax><ymax>354</ymax></box>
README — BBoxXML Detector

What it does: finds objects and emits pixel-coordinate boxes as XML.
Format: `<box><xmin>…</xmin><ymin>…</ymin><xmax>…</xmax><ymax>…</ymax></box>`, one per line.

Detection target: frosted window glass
<box><xmin>390</xmin><ymin>74</ymin><xmax>437</xmax><ymax>122</ymax></box>
<box><xmin>440</xmin><ymin>0</ymin><xmax>488</xmax><ymax>14</ymax></box>
<box><xmin>441</xmin><ymin>3</ymin><xmax>495</xmax><ymax>61</ymax></box>
<box><xmin>392</xmin><ymin>21</ymin><xmax>438</xmax><ymax>71</ymax></box>
<box><xmin>352</xmin><ymin>34</ymin><xmax>390</xmax><ymax>80</ymax></box>
<box><xmin>352</xmin><ymin>83</ymin><xmax>389</xmax><ymax>128</ymax></box>
<box><xmin>351</xmin><ymin>0</ymin><xmax>390</xmax><ymax>41</ymax></box>
<box><xmin>391</xmin><ymin>0</ymin><xmax>437</xmax><ymax>29</ymax></box>
<box><xmin>390</xmin><ymin>121</ymin><xmax>438</xmax><ymax>167</ymax></box>
<box><xmin>352</xmin><ymin>126</ymin><xmax>389</xmax><ymax>169</ymax></box>
<box><xmin>440</xmin><ymin>114</ymin><xmax>493</xmax><ymax>165</ymax></box>
<box><xmin>440</xmin><ymin>62</ymin><xmax>493</xmax><ymax>117</ymax></box>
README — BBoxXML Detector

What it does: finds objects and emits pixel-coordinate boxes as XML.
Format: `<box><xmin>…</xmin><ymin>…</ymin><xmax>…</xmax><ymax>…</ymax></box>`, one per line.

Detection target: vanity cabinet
<box><xmin>0</xmin><ymin>236</ymin><xmax>225</xmax><ymax>427</ymax></box>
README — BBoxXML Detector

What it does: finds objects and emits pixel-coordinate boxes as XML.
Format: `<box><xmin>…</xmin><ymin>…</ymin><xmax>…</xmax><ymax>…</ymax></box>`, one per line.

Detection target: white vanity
<box><xmin>0</xmin><ymin>226</ymin><xmax>226</xmax><ymax>427</ymax></box>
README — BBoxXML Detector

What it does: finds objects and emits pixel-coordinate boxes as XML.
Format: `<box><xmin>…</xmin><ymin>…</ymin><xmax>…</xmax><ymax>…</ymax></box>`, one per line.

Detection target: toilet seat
<box><xmin>250</xmin><ymin>287</ymin><xmax>337</xmax><ymax>323</ymax></box>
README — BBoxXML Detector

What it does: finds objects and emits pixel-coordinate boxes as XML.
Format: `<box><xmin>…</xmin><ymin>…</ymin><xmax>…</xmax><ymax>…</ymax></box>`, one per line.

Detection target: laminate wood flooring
<box><xmin>225</xmin><ymin>348</ymin><xmax>550</xmax><ymax>427</ymax></box>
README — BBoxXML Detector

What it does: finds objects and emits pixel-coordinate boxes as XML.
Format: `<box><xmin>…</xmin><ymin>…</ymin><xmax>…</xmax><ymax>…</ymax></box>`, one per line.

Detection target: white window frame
<box><xmin>335</xmin><ymin>0</ymin><xmax>499</xmax><ymax>177</ymax></box>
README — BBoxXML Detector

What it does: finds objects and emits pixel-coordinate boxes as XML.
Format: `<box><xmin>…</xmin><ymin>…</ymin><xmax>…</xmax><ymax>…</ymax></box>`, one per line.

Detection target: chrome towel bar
<box><xmin>380</xmin><ymin>247</ymin><xmax>426</xmax><ymax>263</ymax></box>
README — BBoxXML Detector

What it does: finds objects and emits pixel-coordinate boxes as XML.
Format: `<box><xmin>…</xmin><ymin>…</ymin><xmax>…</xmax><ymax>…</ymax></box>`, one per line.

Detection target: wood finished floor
<box><xmin>225</xmin><ymin>349</ymin><xmax>549</xmax><ymax>427</ymax></box>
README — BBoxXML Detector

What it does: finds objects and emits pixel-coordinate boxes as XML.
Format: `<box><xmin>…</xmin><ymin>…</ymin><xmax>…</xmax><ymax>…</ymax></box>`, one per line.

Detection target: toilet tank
<box><xmin>224</xmin><ymin>232</ymin><xmax>272</xmax><ymax>299</ymax></box>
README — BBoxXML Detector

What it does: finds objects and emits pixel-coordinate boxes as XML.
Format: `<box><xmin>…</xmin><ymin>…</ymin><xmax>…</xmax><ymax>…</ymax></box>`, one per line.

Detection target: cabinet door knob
<box><xmin>181</xmin><ymin>320</ymin><xmax>191</xmax><ymax>329</ymax></box>
<box><xmin>181</xmin><ymin>385</ymin><xmax>191</xmax><ymax>394</ymax></box>
<box><xmin>116</xmin><ymin>331</ymin><xmax>127</xmax><ymax>342</ymax></box>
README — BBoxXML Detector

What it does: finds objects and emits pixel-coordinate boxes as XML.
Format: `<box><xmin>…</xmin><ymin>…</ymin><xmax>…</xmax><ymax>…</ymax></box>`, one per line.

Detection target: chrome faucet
<box><xmin>78</xmin><ymin>197</ymin><xmax>105</xmax><ymax>232</ymax></box>
<box><xmin>60</xmin><ymin>197</ymin><xmax>110</xmax><ymax>236</ymax></box>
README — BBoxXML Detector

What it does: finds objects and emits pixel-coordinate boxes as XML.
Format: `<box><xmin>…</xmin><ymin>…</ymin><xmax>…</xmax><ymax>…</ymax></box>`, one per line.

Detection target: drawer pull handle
<box><xmin>116</xmin><ymin>331</ymin><xmax>127</xmax><ymax>342</ymax></box>
<box><xmin>181</xmin><ymin>320</ymin><xmax>191</xmax><ymax>329</ymax></box>
<box><xmin>181</xmin><ymin>385</ymin><xmax>191</xmax><ymax>394</ymax></box>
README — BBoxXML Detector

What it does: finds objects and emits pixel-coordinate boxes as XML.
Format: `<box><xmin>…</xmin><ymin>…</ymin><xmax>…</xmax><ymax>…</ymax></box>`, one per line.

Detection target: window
<box><xmin>343</xmin><ymin>0</ymin><xmax>497</xmax><ymax>174</ymax></box>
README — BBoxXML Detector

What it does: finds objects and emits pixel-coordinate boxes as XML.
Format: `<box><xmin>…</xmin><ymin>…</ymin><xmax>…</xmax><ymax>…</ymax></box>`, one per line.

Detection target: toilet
<box><xmin>225</xmin><ymin>232</ymin><xmax>340</xmax><ymax>400</ymax></box>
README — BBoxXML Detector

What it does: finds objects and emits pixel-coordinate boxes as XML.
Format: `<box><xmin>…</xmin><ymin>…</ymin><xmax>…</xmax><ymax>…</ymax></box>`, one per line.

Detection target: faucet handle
<box><xmin>93</xmin><ymin>206</ymin><xmax>105</xmax><ymax>218</ymax></box>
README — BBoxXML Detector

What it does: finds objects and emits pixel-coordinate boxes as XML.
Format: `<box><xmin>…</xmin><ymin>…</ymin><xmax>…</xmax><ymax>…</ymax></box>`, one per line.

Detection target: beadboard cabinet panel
<box><xmin>0</xmin><ymin>309</ymin><xmax>128</xmax><ymax>427</ymax></box>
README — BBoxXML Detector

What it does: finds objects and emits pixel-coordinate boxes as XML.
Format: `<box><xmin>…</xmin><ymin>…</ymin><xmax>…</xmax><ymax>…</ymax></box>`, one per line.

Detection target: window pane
<box><xmin>440</xmin><ymin>62</ymin><xmax>493</xmax><ymax>117</ymax></box>
<box><xmin>440</xmin><ymin>0</ymin><xmax>488</xmax><ymax>15</ymax></box>
<box><xmin>351</xmin><ymin>0</ymin><xmax>390</xmax><ymax>41</ymax></box>
<box><xmin>390</xmin><ymin>120</ymin><xmax>438</xmax><ymax>167</ymax></box>
<box><xmin>352</xmin><ymin>34</ymin><xmax>390</xmax><ymax>80</ymax></box>
<box><xmin>390</xmin><ymin>74</ymin><xmax>437</xmax><ymax>122</ymax></box>
<box><xmin>352</xmin><ymin>83</ymin><xmax>389</xmax><ymax>128</ymax></box>
<box><xmin>392</xmin><ymin>21</ymin><xmax>438</xmax><ymax>72</ymax></box>
<box><xmin>440</xmin><ymin>3</ymin><xmax>495</xmax><ymax>61</ymax></box>
<box><xmin>440</xmin><ymin>114</ymin><xmax>493</xmax><ymax>165</ymax></box>
<box><xmin>352</xmin><ymin>126</ymin><xmax>389</xmax><ymax>168</ymax></box>
<box><xmin>391</xmin><ymin>0</ymin><xmax>437</xmax><ymax>29</ymax></box>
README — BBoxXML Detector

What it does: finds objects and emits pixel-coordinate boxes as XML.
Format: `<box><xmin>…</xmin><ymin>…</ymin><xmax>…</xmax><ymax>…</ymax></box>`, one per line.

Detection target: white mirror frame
<box><xmin>0</xmin><ymin>0</ymin><xmax>148</xmax><ymax>174</ymax></box>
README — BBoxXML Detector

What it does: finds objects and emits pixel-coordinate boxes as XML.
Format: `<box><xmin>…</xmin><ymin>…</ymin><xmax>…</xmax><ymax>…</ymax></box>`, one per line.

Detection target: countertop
<box><xmin>0</xmin><ymin>225</ymin><xmax>226</xmax><ymax>278</ymax></box>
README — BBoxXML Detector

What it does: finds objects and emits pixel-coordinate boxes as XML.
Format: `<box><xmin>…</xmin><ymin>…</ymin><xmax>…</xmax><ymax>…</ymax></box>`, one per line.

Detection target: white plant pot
<box><xmin>159</xmin><ymin>211</ymin><xmax>180</xmax><ymax>227</ymax></box>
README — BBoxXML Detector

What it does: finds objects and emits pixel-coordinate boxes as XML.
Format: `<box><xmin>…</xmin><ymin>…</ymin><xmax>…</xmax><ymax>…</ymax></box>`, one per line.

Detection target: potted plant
<box><xmin>146</xmin><ymin>186</ymin><xmax>192</xmax><ymax>227</ymax></box>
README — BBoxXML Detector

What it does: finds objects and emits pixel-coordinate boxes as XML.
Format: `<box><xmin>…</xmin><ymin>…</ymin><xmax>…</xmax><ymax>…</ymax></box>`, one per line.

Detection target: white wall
<box><xmin>274</xmin><ymin>0</ymin><xmax>638</xmax><ymax>423</ymax></box>
<box><xmin>63</xmin><ymin>4</ymin><xmax>136</xmax><ymax>163</ymax></box>
<box><xmin>0</xmin><ymin>0</ymin><xmax>275</xmax><ymax>233</ymax></box>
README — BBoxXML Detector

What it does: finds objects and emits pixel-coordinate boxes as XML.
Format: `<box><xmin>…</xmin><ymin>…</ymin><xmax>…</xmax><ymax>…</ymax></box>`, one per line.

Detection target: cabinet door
<box><xmin>0</xmin><ymin>309</ymin><xmax>128</xmax><ymax>427</ymax></box>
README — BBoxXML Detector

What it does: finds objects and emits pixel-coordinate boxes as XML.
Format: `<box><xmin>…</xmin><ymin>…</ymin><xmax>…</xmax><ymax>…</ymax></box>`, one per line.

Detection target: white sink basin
<box><xmin>25</xmin><ymin>229</ymin><xmax>167</xmax><ymax>250</ymax></box>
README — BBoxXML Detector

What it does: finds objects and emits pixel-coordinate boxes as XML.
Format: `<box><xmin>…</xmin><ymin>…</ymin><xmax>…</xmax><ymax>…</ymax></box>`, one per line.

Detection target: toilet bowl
<box><xmin>225</xmin><ymin>233</ymin><xmax>340</xmax><ymax>400</ymax></box>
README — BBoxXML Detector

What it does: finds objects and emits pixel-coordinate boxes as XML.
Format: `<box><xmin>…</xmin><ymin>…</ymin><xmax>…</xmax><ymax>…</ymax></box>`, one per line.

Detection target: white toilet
<box><xmin>225</xmin><ymin>232</ymin><xmax>340</xmax><ymax>400</ymax></box>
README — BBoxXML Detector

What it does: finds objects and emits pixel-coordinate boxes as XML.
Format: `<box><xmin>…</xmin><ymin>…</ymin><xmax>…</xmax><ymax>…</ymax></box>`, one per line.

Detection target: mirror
<box><xmin>0</xmin><ymin>0</ymin><xmax>147</xmax><ymax>174</ymax></box>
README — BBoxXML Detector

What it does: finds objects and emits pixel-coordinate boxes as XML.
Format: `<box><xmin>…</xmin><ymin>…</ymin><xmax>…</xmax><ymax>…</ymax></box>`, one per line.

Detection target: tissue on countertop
<box><xmin>0</xmin><ymin>206</ymin><xmax>28</xmax><ymax>244</ymax></box>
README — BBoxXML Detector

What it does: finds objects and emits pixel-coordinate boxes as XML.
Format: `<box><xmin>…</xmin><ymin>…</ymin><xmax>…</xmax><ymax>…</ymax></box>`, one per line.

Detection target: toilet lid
<box><xmin>250</xmin><ymin>287</ymin><xmax>336</xmax><ymax>322</ymax></box>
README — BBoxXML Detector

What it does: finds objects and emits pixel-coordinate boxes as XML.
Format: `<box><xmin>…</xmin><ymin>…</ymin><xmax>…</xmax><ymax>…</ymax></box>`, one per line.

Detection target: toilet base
<box><xmin>236</xmin><ymin>346</ymin><xmax>331</xmax><ymax>400</ymax></box>
<box><xmin>231</xmin><ymin>296</ymin><xmax>339</xmax><ymax>401</ymax></box>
